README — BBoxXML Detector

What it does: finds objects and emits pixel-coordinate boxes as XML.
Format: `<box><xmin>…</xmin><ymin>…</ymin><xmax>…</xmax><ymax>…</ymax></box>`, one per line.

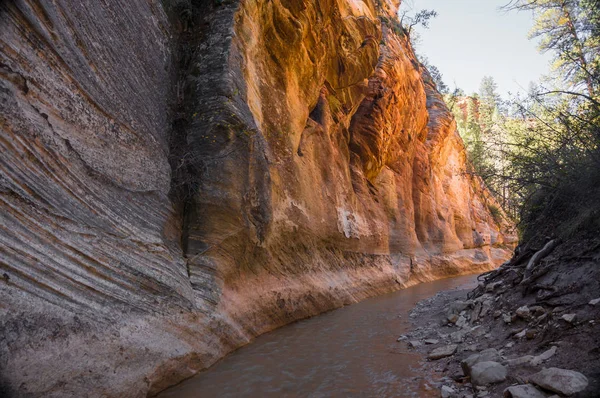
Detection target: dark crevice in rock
<box><xmin>165</xmin><ymin>0</ymin><xmax>219</xmax><ymax>260</ymax></box>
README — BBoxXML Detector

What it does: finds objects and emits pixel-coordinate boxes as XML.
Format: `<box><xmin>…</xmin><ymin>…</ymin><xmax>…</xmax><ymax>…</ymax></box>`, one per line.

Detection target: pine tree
<box><xmin>479</xmin><ymin>76</ymin><xmax>501</xmax><ymax>137</ymax></box>
<box><xmin>506</xmin><ymin>0</ymin><xmax>599</xmax><ymax>96</ymax></box>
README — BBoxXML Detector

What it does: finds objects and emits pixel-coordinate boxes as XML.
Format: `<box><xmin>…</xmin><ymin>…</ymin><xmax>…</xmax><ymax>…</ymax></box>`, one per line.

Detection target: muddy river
<box><xmin>159</xmin><ymin>274</ymin><xmax>479</xmax><ymax>397</ymax></box>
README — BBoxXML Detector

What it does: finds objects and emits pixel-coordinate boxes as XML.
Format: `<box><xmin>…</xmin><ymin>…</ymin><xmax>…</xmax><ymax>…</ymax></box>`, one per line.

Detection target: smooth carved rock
<box><xmin>529</xmin><ymin>368</ymin><xmax>589</xmax><ymax>396</ymax></box>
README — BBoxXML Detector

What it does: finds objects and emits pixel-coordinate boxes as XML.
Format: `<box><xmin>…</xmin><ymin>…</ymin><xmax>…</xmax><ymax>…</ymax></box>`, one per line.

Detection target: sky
<box><xmin>401</xmin><ymin>0</ymin><xmax>553</xmax><ymax>97</ymax></box>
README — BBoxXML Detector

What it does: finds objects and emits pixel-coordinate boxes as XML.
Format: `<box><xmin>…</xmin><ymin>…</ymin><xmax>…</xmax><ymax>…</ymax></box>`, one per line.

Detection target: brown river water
<box><xmin>158</xmin><ymin>274</ymin><xmax>479</xmax><ymax>398</ymax></box>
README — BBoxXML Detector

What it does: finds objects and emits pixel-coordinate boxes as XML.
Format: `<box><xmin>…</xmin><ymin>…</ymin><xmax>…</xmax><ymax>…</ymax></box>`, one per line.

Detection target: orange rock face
<box><xmin>0</xmin><ymin>0</ymin><xmax>515</xmax><ymax>396</ymax></box>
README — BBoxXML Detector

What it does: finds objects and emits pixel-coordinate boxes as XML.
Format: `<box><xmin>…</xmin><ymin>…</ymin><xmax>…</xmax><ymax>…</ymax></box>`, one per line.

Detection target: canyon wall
<box><xmin>0</xmin><ymin>0</ymin><xmax>515</xmax><ymax>397</ymax></box>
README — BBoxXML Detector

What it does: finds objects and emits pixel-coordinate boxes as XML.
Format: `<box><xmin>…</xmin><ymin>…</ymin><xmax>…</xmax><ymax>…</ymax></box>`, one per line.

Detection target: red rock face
<box><xmin>0</xmin><ymin>0</ymin><xmax>515</xmax><ymax>396</ymax></box>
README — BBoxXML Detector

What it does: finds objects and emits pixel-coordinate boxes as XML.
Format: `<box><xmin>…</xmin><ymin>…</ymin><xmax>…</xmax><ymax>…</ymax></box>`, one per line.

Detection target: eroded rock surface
<box><xmin>0</xmin><ymin>0</ymin><xmax>515</xmax><ymax>396</ymax></box>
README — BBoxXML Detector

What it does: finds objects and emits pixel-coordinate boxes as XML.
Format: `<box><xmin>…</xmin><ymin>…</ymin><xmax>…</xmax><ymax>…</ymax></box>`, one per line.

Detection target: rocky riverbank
<box><xmin>400</xmin><ymin>250</ymin><xmax>600</xmax><ymax>397</ymax></box>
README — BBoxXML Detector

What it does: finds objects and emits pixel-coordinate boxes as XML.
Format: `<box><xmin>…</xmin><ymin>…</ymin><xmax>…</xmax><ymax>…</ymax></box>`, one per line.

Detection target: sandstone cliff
<box><xmin>0</xmin><ymin>0</ymin><xmax>515</xmax><ymax>396</ymax></box>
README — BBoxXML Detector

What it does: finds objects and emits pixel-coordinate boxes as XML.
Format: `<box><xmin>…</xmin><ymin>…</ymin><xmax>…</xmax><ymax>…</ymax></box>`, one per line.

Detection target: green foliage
<box><xmin>505</xmin><ymin>0</ymin><xmax>600</xmax><ymax>96</ymax></box>
<box><xmin>399</xmin><ymin>9</ymin><xmax>438</xmax><ymax>38</ymax></box>
<box><xmin>421</xmin><ymin>59</ymin><xmax>449</xmax><ymax>94</ymax></box>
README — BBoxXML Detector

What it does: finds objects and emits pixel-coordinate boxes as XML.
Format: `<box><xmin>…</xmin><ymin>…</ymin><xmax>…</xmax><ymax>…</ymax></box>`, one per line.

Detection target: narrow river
<box><xmin>159</xmin><ymin>274</ymin><xmax>479</xmax><ymax>398</ymax></box>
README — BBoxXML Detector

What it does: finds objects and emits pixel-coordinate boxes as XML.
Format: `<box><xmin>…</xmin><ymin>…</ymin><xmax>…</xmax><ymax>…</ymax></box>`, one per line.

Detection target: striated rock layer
<box><xmin>0</xmin><ymin>0</ymin><xmax>515</xmax><ymax>397</ymax></box>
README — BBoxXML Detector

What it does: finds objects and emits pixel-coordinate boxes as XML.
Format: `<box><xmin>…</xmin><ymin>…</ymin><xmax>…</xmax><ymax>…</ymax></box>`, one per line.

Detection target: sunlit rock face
<box><xmin>0</xmin><ymin>0</ymin><xmax>515</xmax><ymax>396</ymax></box>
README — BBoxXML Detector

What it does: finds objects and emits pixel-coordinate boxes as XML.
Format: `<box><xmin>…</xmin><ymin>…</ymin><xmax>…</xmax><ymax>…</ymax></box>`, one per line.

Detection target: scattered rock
<box><xmin>461</xmin><ymin>349</ymin><xmax>501</xmax><ymax>376</ymax></box>
<box><xmin>505</xmin><ymin>342</ymin><xmax>514</xmax><ymax>348</ymax></box>
<box><xmin>472</xmin><ymin>302</ymin><xmax>483</xmax><ymax>322</ymax></box>
<box><xmin>429</xmin><ymin>344</ymin><xmax>458</xmax><ymax>360</ymax></box>
<box><xmin>448</xmin><ymin>314</ymin><xmax>460</xmax><ymax>324</ymax></box>
<box><xmin>589</xmin><ymin>298</ymin><xmax>600</xmax><ymax>306</ymax></box>
<box><xmin>561</xmin><ymin>314</ymin><xmax>576</xmax><ymax>324</ymax></box>
<box><xmin>506</xmin><ymin>355</ymin><xmax>535</xmax><ymax>366</ymax></box>
<box><xmin>530</xmin><ymin>346</ymin><xmax>557</xmax><ymax>366</ymax></box>
<box><xmin>526</xmin><ymin>329</ymin><xmax>537</xmax><ymax>339</ymax></box>
<box><xmin>425</xmin><ymin>339</ymin><xmax>440</xmax><ymax>345</ymax></box>
<box><xmin>530</xmin><ymin>306</ymin><xmax>546</xmax><ymax>316</ymax></box>
<box><xmin>536</xmin><ymin>313</ymin><xmax>548</xmax><ymax>324</ymax></box>
<box><xmin>397</xmin><ymin>335</ymin><xmax>407</xmax><ymax>342</ymax></box>
<box><xmin>504</xmin><ymin>384</ymin><xmax>548</xmax><ymax>398</ymax></box>
<box><xmin>463</xmin><ymin>344</ymin><xmax>479</xmax><ymax>352</ymax></box>
<box><xmin>441</xmin><ymin>385</ymin><xmax>457</xmax><ymax>398</ymax></box>
<box><xmin>529</xmin><ymin>368</ymin><xmax>589</xmax><ymax>396</ymax></box>
<box><xmin>485</xmin><ymin>282</ymin><xmax>502</xmax><ymax>293</ymax></box>
<box><xmin>503</xmin><ymin>314</ymin><xmax>513</xmax><ymax>324</ymax></box>
<box><xmin>471</xmin><ymin>361</ymin><xmax>507</xmax><ymax>386</ymax></box>
<box><xmin>516</xmin><ymin>306</ymin><xmax>531</xmax><ymax>319</ymax></box>
<box><xmin>479</xmin><ymin>299</ymin><xmax>493</xmax><ymax>318</ymax></box>
<box><xmin>494</xmin><ymin>310</ymin><xmax>503</xmax><ymax>318</ymax></box>
<box><xmin>450</xmin><ymin>330</ymin><xmax>467</xmax><ymax>343</ymax></box>
<box><xmin>409</xmin><ymin>340</ymin><xmax>422</xmax><ymax>348</ymax></box>
<box><xmin>456</xmin><ymin>316</ymin><xmax>468</xmax><ymax>329</ymax></box>
<box><xmin>447</xmin><ymin>301</ymin><xmax>471</xmax><ymax>317</ymax></box>
<box><xmin>514</xmin><ymin>329</ymin><xmax>528</xmax><ymax>339</ymax></box>
<box><xmin>470</xmin><ymin>326</ymin><xmax>486</xmax><ymax>338</ymax></box>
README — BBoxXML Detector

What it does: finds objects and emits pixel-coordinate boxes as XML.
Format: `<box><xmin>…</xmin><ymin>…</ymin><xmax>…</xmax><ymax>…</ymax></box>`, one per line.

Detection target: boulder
<box><xmin>462</xmin><ymin>349</ymin><xmax>501</xmax><ymax>376</ymax></box>
<box><xmin>429</xmin><ymin>345</ymin><xmax>458</xmax><ymax>360</ymax></box>
<box><xmin>589</xmin><ymin>298</ymin><xmax>600</xmax><ymax>306</ymax></box>
<box><xmin>471</xmin><ymin>361</ymin><xmax>507</xmax><ymax>386</ymax></box>
<box><xmin>504</xmin><ymin>384</ymin><xmax>548</xmax><ymax>398</ymax></box>
<box><xmin>529</xmin><ymin>368</ymin><xmax>588</xmax><ymax>396</ymax></box>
